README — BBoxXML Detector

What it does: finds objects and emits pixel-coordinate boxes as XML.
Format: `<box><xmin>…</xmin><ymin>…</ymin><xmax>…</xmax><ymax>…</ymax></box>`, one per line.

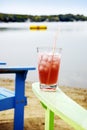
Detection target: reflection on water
<box><xmin>0</xmin><ymin>22</ymin><xmax>87</xmax><ymax>88</ymax></box>
<box><xmin>0</xmin><ymin>27</ymin><xmax>27</xmax><ymax>31</ymax></box>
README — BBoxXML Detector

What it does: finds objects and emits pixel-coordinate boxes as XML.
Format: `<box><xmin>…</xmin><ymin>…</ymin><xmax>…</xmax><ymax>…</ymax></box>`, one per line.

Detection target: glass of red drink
<box><xmin>37</xmin><ymin>47</ymin><xmax>62</xmax><ymax>91</ymax></box>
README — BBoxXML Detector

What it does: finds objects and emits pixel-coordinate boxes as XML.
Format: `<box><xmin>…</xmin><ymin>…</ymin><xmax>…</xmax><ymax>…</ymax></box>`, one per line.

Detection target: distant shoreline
<box><xmin>0</xmin><ymin>13</ymin><xmax>87</xmax><ymax>22</ymax></box>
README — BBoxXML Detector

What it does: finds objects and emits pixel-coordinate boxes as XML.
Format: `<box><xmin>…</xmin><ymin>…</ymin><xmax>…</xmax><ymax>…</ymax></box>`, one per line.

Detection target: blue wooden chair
<box><xmin>0</xmin><ymin>66</ymin><xmax>36</xmax><ymax>130</ymax></box>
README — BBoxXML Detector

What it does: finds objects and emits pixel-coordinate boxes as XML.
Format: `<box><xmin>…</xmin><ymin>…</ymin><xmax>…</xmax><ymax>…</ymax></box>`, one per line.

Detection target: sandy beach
<box><xmin>0</xmin><ymin>78</ymin><xmax>87</xmax><ymax>130</ymax></box>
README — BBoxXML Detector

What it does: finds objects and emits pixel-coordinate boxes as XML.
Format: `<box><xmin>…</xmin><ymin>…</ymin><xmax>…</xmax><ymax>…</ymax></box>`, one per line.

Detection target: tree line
<box><xmin>0</xmin><ymin>13</ymin><xmax>87</xmax><ymax>22</ymax></box>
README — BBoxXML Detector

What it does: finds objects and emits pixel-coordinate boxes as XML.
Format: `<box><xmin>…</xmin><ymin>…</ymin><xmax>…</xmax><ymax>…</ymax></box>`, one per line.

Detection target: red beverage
<box><xmin>38</xmin><ymin>50</ymin><xmax>61</xmax><ymax>91</ymax></box>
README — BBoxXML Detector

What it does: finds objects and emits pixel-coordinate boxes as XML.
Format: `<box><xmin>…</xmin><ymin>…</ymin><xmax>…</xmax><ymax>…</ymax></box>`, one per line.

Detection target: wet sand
<box><xmin>0</xmin><ymin>78</ymin><xmax>87</xmax><ymax>130</ymax></box>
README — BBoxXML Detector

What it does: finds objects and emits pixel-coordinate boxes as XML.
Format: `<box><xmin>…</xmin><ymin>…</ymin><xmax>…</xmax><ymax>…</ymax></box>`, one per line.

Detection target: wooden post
<box><xmin>45</xmin><ymin>108</ymin><xmax>54</xmax><ymax>130</ymax></box>
<box><xmin>14</xmin><ymin>71</ymin><xmax>27</xmax><ymax>130</ymax></box>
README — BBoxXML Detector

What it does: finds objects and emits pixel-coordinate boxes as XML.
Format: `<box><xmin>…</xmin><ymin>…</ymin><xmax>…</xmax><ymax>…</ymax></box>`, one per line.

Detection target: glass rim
<box><xmin>37</xmin><ymin>46</ymin><xmax>62</xmax><ymax>52</ymax></box>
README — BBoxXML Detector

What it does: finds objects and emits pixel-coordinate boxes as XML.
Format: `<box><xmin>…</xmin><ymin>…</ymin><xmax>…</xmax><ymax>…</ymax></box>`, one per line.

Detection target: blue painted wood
<box><xmin>0</xmin><ymin>97</ymin><xmax>15</xmax><ymax>111</ymax></box>
<box><xmin>0</xmin><ymin>88</ymin><xmax>14</xmax><ymax>110</ymax></box>
<box><xmin>0</xmin><ymin>66</ymin><xmax>36</xmax><ymax>130</ymax></box>
<box><xmin>0</xmin><ymin>66</ymin><xmax>36</xmax><ymax>73</ymax></box>
<box><xmin>0</xmin><ymin>88</ymin><xmax>27</xmax><ymax>111</ymax></box>
<box><xmin>0</xmin><ymin>62</ymin><xmax>6</xmax><ymax>65</ymax></box>
<box><xmin>0</xmin><ymin>87</ymin><xmax>14</xmax><ymax>97</ymax></box>
<box><xmin>14</xmin><ymin>71</ymin><xmax>28</xmax><ymax>130</ymax></box>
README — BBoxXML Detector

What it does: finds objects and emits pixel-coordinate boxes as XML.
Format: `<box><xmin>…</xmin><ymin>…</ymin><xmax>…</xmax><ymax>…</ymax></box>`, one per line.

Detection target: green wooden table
<box><xmin>32</xmin><ymin>82</ymin><xmax>87</xmax><ymax>130</ymax></box>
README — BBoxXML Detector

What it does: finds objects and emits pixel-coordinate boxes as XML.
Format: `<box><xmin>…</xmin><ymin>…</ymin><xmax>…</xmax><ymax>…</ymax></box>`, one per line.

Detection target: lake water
<box><xmin>0</xmin><ymin>22</ymin><xmax>87</xmax><ymax>88</ymax></box>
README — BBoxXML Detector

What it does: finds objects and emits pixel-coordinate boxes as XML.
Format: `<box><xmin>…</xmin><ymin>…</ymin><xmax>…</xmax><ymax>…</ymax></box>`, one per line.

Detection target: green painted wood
<box><xmin>45</xmin><ymin>107</ymin><xmax>54</xmax><ymax>130</ymax></box>
<box><xmin>41</xmin><ymin>102</ymin><xmax>54</xmax><ymax>130</ymax></box>
<box><xmin>32</xmin><ymin>82</ymin><xmax>87</xmax><ymax>130</ymax></box>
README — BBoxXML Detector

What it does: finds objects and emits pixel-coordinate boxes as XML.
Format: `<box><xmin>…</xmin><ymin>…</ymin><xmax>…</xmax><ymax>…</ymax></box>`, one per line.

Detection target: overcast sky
<box><xmin>0</xmin><ymin>0</ymin><xmax>87</xmax><ymax>15</ymax></box>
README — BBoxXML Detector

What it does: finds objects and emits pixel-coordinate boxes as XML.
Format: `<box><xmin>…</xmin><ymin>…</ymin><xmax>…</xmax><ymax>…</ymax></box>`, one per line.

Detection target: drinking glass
<box><xmin>37</xmin><ymin>47</ymin><xmax>62</xmax><ymax>91</ymax></box>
